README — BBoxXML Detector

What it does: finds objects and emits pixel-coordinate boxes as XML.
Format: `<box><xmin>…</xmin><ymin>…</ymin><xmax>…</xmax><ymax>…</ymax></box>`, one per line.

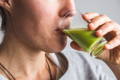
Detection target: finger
<box><xmin>96</xmin><ymin>21</ymin><xmax>115</xmax><ymax>37</ymax></box>
<box><xmin>105</xmin><ymin>35</ymin><xmax>120</xmax><ymax>49</ymax></box>
<box><xmin>88</xmin><ymin>15</ymin><xmax>111</xmax><ymax>30</ymax></box>
<box><xmin>82</xmin><ymin>12</ymin><xmax>99</xmax><ymax>23</ymax></box>
<box><xmin>70</xmin><ymin>41</ymin><xmax>83</xmax><ymax>50</ymax></box>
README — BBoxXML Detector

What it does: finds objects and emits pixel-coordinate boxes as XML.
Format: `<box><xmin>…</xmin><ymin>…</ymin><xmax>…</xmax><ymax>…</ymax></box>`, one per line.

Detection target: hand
<box><xmin>71</xmin><ymin>12</ymin><xmax>120</xmax><ymax>64</ymax></box>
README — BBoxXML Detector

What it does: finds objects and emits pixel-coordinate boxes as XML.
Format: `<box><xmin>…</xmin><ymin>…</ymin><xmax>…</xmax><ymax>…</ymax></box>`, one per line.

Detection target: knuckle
<box><xmin>109</xmin><ymin>21</ymin><xmax>114</xmax><ymax>23</ymax></box>
<box><xmin>104</xmin><ymin>21</ymin><xmax>113</xmax><ymax>26</ymax></box>
<box><xmin>106</xmin><ymin>21</ymin><xmax>120</xmax><ymax>31</ymax></box>
<box><xmin>91</xmin><ymin>17</ymin><xmax>100</xmax><ymax>23</ymax></box>
<box><xmin>91</xmin><ymin>15</ymin><xmax>109</xmax><ymax>22</ymax></box>
<box><xmin>100</xmin><ymin>14</ymin><xmax>108</xmax><ymax>17</ymax></box>
<box><xmin>116</xmin><ymin>35</ymin><xmax>120</xmax><ymax>40</ymax></box>
<box><xmin>100</xmin><ymin>14</ymin><xmax>111</xmax><ymax>21</ymax></box>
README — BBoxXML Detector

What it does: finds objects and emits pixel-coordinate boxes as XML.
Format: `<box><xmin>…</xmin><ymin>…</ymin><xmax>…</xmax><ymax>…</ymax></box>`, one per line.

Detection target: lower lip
<box><xmin>55</xmin><ymin>29</ymin><xmax>66</xmax><ymax>36</ymax></box>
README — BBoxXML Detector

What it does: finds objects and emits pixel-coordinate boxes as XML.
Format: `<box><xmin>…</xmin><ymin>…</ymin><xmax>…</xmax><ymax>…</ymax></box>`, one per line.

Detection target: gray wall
<box><xmin>74</xmin><ymin>0</ymin><xmax>120</xmax><ymax>27</ymax></box>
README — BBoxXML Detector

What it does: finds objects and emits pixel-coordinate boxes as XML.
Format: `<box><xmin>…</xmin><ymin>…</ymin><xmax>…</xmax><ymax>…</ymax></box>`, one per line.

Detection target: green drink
<box><xmin>63</xmin><ymin>28</ymin><xmax>107</xmax><ymax>56</ymax></box>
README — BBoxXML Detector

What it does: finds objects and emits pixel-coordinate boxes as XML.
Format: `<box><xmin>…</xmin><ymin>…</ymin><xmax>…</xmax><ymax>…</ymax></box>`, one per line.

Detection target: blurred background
<box><xmin>0</xmin><ymin>0</ymin><xmax>120</xmax><ymax>50</ymax></box>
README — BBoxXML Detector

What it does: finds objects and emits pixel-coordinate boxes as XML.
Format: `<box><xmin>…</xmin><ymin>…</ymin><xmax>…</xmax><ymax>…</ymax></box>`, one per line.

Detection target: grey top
<box><xmin>50</xmin><ymin>49</ymin><xmax>117</xmax><ymax>80</ymax></box>
<box><xmin>0</xmin><ymin>49</ymin><xmax>117</xmax><ymax>80</ymax></box>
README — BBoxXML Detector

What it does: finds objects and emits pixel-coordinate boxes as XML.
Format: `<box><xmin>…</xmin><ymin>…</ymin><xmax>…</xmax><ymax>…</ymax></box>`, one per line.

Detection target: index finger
<box><xmin>82</xmin><ymin>12</ymin><xmax>99</xmax><ymax>23</ymax></box>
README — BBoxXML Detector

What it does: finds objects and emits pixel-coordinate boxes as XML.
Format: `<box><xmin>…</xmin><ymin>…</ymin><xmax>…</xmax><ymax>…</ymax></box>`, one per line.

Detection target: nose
<box><xmin>59</xmin><ymin>0</ymin><xmax>76</xmax><ymax>18</ymax></box>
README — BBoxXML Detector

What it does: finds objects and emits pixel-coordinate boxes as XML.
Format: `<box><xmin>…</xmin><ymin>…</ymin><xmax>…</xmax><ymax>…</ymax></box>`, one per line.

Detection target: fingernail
<box><xmin>96</xmin><ymin>30</ymin><xmax>103</xmax><ymax>37</ymax></box>
<box><xmin>89</xmin><ymin>23</ymin><xmax>95</xmax><ymax>30</ymax></box>
<box><xmin>105</xmin><ymin>44</ymin><xmax>113</xmax><ymax>49</ymax></box>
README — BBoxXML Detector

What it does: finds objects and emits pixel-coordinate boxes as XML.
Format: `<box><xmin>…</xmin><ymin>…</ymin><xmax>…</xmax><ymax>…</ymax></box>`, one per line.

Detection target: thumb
<box><xmin>70</xmin><ymin>41</ymin><xmax>83</xmax><ymax>51</ymax></box>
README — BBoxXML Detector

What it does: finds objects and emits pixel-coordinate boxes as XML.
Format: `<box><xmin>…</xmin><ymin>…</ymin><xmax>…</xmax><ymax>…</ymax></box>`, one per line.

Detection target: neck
<box><xmin>0</xmin><ymin>33</ymin><xmax>48</xmax><ymax>79</ymax></box>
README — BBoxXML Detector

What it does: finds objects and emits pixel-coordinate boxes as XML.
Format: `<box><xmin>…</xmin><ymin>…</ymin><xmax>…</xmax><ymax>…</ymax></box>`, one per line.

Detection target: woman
<box><xmin>0</xmin><ymin>0</ymin><xmax>119</xmax><ymax>80</ymax></box>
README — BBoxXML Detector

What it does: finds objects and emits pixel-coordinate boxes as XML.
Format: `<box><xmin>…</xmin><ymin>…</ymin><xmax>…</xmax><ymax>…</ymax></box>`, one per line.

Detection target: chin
<box><xmin>54</xmin><ymin>45</ymin><xmax>66</xmax><ymax>53</ymax></box>
<box><xmin>48</xmin><ymin>39</ymin><xmax>67</xmax><ymax>53</ymax></box>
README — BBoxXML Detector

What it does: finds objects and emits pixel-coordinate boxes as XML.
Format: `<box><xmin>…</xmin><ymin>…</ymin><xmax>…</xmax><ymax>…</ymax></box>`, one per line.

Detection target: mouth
<box><xmin>55</xmin><ymin>19</ymin><xmax>71</xmax><ymax>35</ymax></box>
<box><xmin>55</xmin><ymin>24</ymin><xmax>70</xmax><ymax>36</ymax></box>
<box><xmin>56</xmin><ymin>24</ymin><xmax>70</xmax><ymax>31</ymax></box>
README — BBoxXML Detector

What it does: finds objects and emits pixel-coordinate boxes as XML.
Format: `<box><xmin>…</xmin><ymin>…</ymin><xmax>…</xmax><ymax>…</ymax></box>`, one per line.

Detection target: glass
<box><xmin>63</xmin><ymin>12</ymin><xmax>107</xmax><ymax>56</ymax></box>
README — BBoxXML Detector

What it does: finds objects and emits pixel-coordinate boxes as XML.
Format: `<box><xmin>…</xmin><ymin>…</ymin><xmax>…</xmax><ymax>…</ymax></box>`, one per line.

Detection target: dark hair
<box><xmin>0</xmin><ymin>6</ymin><xmax>9</xmax><ymax>31</ymax></box>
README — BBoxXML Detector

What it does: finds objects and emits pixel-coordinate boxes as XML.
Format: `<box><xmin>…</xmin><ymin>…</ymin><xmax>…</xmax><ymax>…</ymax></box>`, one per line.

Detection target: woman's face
<box><xmin>10</xmin><ymin>0</ymin><xmax>76</xmax><ymax>53</ymax></box>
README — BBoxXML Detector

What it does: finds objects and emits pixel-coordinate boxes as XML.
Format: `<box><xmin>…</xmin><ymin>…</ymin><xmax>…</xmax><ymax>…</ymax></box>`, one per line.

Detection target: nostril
<box><xmin>60</xmin><ymin>10</ymin><xmax>76</xmax><ymax>18</ymax></box>
<box><xmin>64</xmin><ymin>12</ymin><xmax>74</xmax><ymax>17</ymax></box>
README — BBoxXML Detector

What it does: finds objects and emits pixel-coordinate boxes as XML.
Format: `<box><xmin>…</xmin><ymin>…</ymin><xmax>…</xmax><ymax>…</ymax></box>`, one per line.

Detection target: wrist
<box><xmin>98</xmin><ymin>46</ymin><xmax>120</xmax><ymax>64</ymax></box>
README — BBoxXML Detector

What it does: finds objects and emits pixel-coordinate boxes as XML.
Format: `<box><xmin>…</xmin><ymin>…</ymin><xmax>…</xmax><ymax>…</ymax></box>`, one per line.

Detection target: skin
<box><xmin>0</xmin><ymin>0</ymin><xmax>120</xmax><ymax>80</ymax></box>
<box><xmin>0</xmin><ymin>0</ymin><xmax>76</xmax><ymax>79</ymax></box>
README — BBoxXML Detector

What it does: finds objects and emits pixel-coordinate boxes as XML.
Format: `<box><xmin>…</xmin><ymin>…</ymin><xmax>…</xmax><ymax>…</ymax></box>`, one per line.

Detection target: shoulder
<box><xmin>60</xmin><ymin>48</ymin><xmax>117</xmax><ymax>80</ymax></box>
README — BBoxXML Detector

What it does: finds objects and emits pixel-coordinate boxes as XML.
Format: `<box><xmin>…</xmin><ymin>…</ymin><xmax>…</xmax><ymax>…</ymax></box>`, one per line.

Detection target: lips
<box><xmin>56</xmin><ymin>24</ymin><xmax>70</xmax><ymax>31</ymax></box>
<box><xmin>55</xmin><ymin>24</ymin><xmax>70</xmax><ymax>36</ymax></box>
<box><xmin>56</xmin><ymin>19</ymin><xmax>70</xmax><ymax>31</ymax></box>
<box><xmin>54</xmin><ymin>18</ymin><xmax>71</xmax><ymax>37</ymax></box>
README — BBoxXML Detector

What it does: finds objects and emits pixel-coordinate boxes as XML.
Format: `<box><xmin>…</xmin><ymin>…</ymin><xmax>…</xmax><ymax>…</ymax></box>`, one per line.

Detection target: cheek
<box><xmin>12</xmin><ymin>0</ymin><xmax>65</xmax><ymax>52</ymax></box>
<box><xmin>28</xmin><ymin>0</ymin><xmax>59</xmax><ymax>18</ymax></box>
<box><xmin>13</xmin><ymin>0</ymin><xmax>59</xmax><ymax>19</ymax></box>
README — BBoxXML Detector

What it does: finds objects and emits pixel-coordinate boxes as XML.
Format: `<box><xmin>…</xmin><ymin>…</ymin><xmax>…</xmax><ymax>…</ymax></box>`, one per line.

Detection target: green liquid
<box><xmin>63</xmin><ymin>28</ymin><xmax>107</xmax><ymax>56</ymax></box>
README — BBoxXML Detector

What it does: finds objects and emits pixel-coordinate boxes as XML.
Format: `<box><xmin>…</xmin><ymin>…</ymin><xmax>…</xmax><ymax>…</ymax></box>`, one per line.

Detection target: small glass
<box><xmin>63</xmin><ymin>12</ymin><xmax>107</xmax><ymax>56</ymax></box>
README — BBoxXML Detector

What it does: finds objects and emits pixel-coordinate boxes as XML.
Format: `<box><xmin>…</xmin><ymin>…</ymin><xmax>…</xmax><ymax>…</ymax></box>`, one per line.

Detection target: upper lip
<box><xmin>56</xmin><ymin>19</ymin><xmax>71</xmax><ymax>32</ymax></box>
<box><xmin>56</xmin><ymin>24</ymin><xmax>70</xmax><ymax>33</ymax></box>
